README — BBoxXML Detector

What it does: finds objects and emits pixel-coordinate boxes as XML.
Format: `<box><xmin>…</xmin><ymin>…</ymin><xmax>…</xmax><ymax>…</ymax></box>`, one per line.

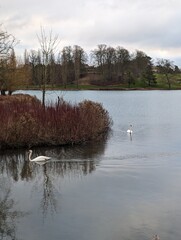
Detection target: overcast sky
<box><xmin>1</xmin><ymin>0</ymin><xmax>181</xmax><ymax>66</ymax></box>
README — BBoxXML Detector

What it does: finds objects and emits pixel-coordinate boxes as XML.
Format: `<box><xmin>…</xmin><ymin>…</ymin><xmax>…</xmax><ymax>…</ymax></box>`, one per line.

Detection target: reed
<box><xmin>0</xmin><ymin>94</ymin><xmax>112</xmax><ymax>149</ymax></box>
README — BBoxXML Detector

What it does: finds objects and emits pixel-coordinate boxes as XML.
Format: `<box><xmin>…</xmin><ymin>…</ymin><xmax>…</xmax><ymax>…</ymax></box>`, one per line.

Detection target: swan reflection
<box><xmin>31</xmin><ymin>158</ymin><xmax>97</xmax><ymax>217</ymax></box>
<box><xmin>0</xmin><ymin>142</ymin><xmax>106</xmax><ymax>220</ymax></box>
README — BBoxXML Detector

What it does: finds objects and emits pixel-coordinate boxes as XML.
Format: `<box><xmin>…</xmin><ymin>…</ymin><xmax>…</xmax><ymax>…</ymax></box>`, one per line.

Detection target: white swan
<box><xmin>28</xmin><ymin>150</ymin><xmax>51</xmax><ymax>162</ymax></box>
<box><xmin>127</xmin><ymin>124</ymin><xmax>133</xmax><ymax>134</ymax></box>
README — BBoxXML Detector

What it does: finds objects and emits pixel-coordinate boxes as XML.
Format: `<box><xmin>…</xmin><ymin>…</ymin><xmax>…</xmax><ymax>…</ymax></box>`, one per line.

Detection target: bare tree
<box><xmin>0</xmin><ymin>26</ymin><xmax>16</xmax><ymax>59</ymax></box>
<box><xmin>104</xmin><ymin>46</ymin><xmax>116</xmax><ymax>81</ymax></box>
<box><xmin>0</xmin><ymin>25</ymin><xmax>18</xmax><ymax>95</ymax></box>
<box><xmin>157</xmin><ymin>58</ymin><xmax>174</xmax><ymax>89</ymax></box>
<box><xmin>115</xmin><ymin>47</ymin><xmax>131</xmax><ymax>83</ymax></box>
<box><xmin>92</xmin><ymin>44</ymin><xmax>107</xmax><ymax>79</ymax></box>
<box><xmin>37</xmin><ymin>26</ymin><xmax>60</xmax><ymax>105</ymax></box>
<box><xmin>61</xmin><ymin>46</ymin><xmax>74</xmax><ymax>87</ymax></box>
<box><xmin>73</xmin><ymin>45</ymin><xmax>87</xmax><ymax>88</ymax></box>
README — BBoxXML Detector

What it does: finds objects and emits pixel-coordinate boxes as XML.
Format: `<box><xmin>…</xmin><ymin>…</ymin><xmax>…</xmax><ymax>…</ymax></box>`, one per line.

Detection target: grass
<box><xmin>19</xmin><ymin>73</ymin><xmax>181</xmax><ymax>91</ymax></box>
<box><xmin>0</xmin><ymin>94</ymin><xmax>112</xmax><ymax>149</ymax></box>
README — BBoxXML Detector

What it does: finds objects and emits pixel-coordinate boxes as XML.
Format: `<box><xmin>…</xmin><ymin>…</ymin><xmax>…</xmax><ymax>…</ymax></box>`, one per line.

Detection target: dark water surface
<box><xmin>1</xmin><ymin>90</ymin><xmax>181</xmax><ymax>240</ymax></box>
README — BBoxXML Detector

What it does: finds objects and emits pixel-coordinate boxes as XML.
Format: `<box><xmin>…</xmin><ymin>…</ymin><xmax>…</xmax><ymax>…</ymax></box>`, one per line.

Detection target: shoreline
<box><xmin>19</xmin><ymin>86</ymin><xmax>181</xmax><ymax>91</ymax></box>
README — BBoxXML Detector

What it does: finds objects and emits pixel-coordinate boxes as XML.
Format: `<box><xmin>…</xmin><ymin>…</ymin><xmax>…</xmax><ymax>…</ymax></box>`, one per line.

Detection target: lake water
<box><xmin>1</xmin><ymin>90</ymin><xmax>181</xmax><ymax>240</ymax></box>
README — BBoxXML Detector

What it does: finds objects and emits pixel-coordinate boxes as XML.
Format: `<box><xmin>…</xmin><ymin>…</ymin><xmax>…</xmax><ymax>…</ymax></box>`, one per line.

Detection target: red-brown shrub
<box><xmin>0</xmin><ymin>94</ymin><xmax>112</xmax><ymax>149</ymax></box>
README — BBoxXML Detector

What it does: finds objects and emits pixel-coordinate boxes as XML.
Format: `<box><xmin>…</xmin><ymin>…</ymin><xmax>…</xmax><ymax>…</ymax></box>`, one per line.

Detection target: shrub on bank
<box><xmin>0</xmin><ymin>94</ymin><xmax>112</xmax><ymax>149</ymax></box>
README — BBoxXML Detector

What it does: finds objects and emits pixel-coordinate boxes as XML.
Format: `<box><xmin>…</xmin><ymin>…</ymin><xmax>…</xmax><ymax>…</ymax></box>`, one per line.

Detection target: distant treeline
<box><xmin>0</xmin><ymin>32</ymin><xmax>180</xmax><ymax>94</ymax></box>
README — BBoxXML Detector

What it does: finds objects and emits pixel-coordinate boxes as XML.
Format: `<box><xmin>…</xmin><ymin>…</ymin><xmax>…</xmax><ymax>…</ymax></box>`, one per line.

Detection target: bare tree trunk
<box><xmin>37</xmin><ymin>26</ymin><xmax>60</xmax><ymax>105</ymax></box>
<box><xmin>165</xmin><ymin>73</ymin><xmax>171</xmax><ymax>89</ymax></box>
<box><xmin>42</xmin><ymin>86</ymin><xmax>45</xmax><ymax>106</ymax></box>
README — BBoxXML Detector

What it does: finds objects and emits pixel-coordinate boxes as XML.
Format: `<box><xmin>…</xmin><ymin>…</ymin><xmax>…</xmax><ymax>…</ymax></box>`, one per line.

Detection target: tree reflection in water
<box><xmin>0</xmin><ymin>177</ymin><xmax>26</xmax><ymax>240</ymax></box>
<box><xmin>0</xmin><ymin>140</ymin><xmax>107</xmax><ymax>220</ymax></box>
<box><xmin>41</xmin><ymin>164</ymin><xmax>57</xmax><ymax>218</ymax></box>
<box><xmin>29</xmin><ymin>159</ymin><xmax>96</xmax><ymax>219</ymax></box>
<box><xmin>32</xmin><ymin>146</ymin><xmax>100</xmax><ymax>218</ymax></box>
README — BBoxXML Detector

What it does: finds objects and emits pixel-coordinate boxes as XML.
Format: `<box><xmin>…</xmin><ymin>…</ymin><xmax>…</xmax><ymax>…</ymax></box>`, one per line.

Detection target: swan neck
<box><xmin>29</xmin><ymin>151</ymin><xmax>32</xmax><ymax>161</ymax></box>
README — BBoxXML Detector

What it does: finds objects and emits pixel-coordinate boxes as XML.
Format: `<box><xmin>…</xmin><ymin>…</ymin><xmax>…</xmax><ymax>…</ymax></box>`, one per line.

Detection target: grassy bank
<box><xmin>0</xmin><ymin>94</ymin><xmax>112</xmax><ymax>149</ymax></box>
<box><xmin>18</xmin><ymin>73</ymin><xmax>181</xmax><ymax>91</ymax></box>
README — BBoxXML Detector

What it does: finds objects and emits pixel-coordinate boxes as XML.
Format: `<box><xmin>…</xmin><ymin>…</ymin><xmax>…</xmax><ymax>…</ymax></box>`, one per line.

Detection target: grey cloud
<box><xmin>1</xmin><ymin>0</ymin><xmax>181</xmax><ymax>65</ymax></box>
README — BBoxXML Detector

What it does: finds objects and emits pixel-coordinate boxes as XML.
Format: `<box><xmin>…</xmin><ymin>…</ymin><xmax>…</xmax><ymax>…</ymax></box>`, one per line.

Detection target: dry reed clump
<box><xmin>0</xmin><ymin>94</ymin><xmax>40</xmax><ymax>105</ymax></box>
<box><xmin>0</xmin><ymin>95</ymin><xmax>112</xmax><ymax>149</ymax></box>
<box><xmin>78</xmin><ymin>100</ymin><xmax>112</xmax><ymax>140</ymax></box>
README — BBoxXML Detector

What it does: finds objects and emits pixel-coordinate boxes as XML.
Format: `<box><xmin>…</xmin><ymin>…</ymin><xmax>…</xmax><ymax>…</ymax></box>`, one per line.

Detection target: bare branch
<box><xmin>37</xmin><ymin>26</ymin><xmax>60</xmax><ymax>65</ymax></box>
<box><xmin>0</xmin><ymin>25</ymin><xmax>18</xmax><ymax>59</ymax></box>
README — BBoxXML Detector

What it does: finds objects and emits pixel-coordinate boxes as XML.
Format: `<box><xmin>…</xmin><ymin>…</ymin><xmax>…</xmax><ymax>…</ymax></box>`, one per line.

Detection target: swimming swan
<box><xmin>28</xmin><ymin>150</ymin><xmax>51</xmax><ymax>162</ymax></box>
<box><xmin>127</xmin><ymin>124</ymin><xmax>133</xmax><ymax>134</ymax></box>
